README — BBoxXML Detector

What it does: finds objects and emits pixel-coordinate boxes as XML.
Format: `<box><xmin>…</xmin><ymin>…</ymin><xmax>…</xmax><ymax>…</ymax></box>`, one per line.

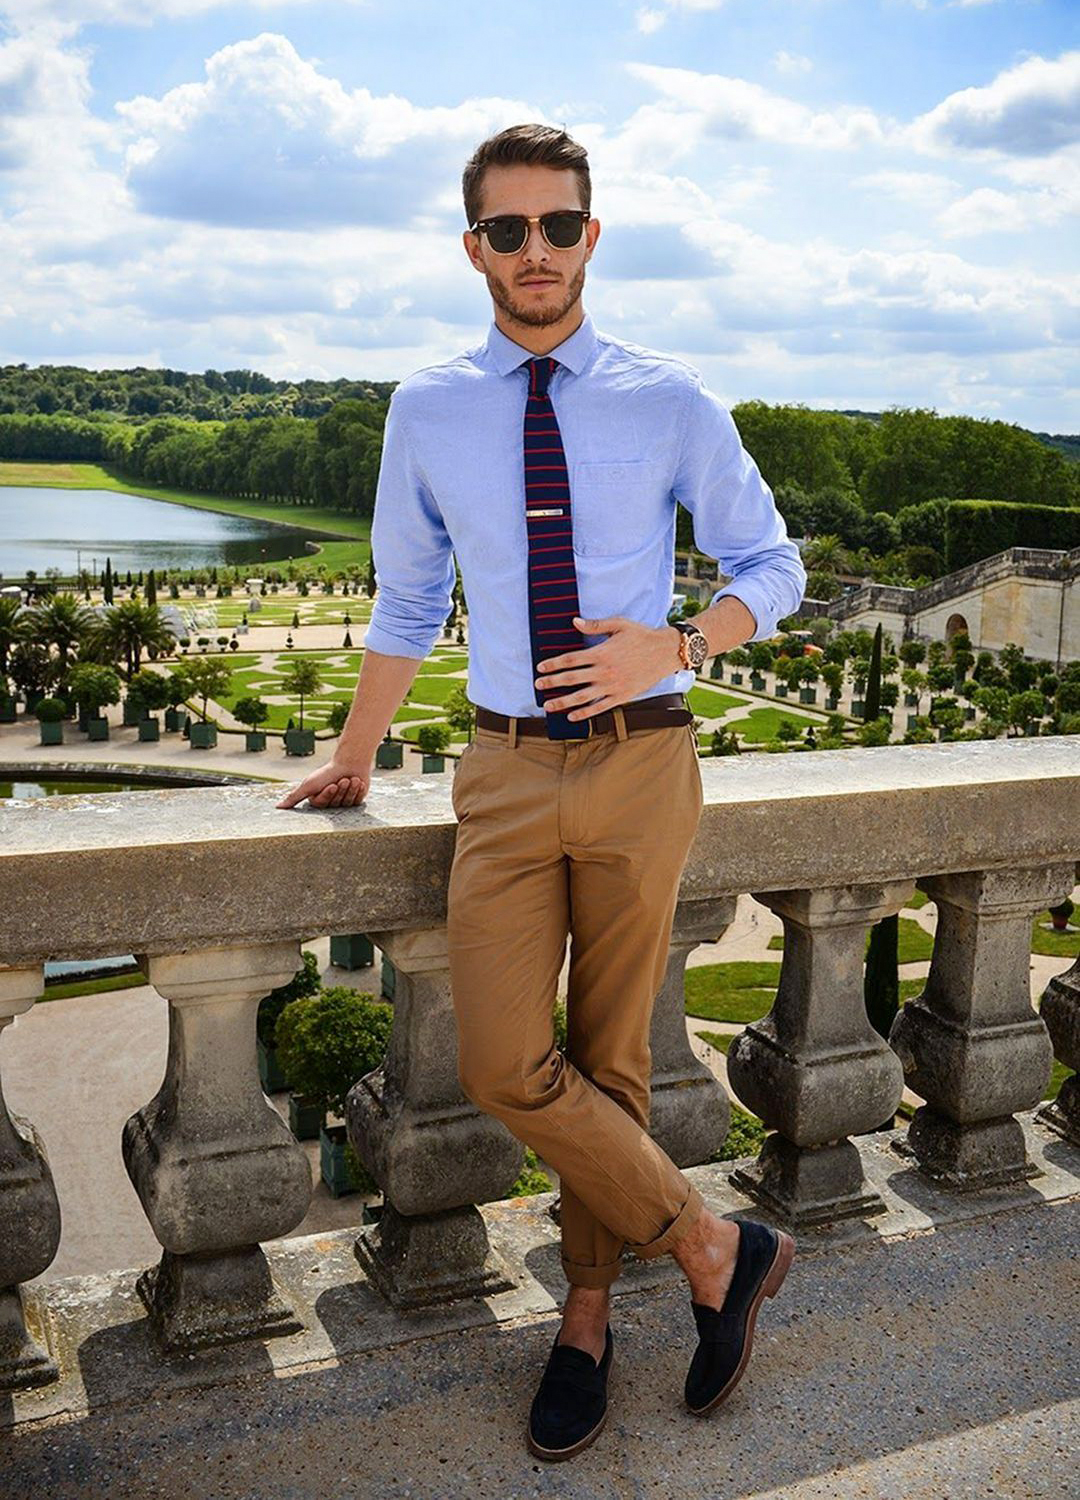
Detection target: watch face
<box><xmin>690</xmin><ymin>634</ymin><xmax>708</xmax><ymax>667</ymax></box>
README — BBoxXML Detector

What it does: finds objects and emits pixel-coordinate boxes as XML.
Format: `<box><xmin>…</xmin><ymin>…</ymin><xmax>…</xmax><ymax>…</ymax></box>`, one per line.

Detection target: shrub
<box><xmin>709</xmin><ymin>1103</ymin><xmax>768</xmax><ymax>1162</ymax></box>
<box><xmin>256</xmin><ymin>950</ymin><xmax>321</xmax><ymax>1048</ymax></box>
<box><xmin>275</xmin><ymin>986</ymin><xmax>393</xmax><ymax>1116</ymax></box>
<box><xmin>34</xmin><ymin>695</ymin><xmax>67</xmax><ymax>722</ymax></box>
<box><xmin>417</xmin><ymin>722</ymin><xmax>452</xmax><ymax>755</ymax></box>
<box><xmin>945</xmin><ymin>499</ymin><xmax>1080</xmax><ymax>570</ymax></box>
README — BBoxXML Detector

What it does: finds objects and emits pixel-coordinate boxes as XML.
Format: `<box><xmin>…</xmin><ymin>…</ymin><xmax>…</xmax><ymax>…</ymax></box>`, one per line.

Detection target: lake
<box><xmin>0</xmin><ymin>486</ymin><xmax>323</xmax><ymax>578</ymax></box>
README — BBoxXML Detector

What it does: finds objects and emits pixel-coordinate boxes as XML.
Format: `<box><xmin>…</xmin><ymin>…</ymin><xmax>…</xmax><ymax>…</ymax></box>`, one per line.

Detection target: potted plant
<box><xmin>726</xmin><ymin>647</ymin><xmax>750</xmax><ymax>686</ymax></box>
<box><xmin>281</xmin><ymin>657</ymin><xmax>322</xmax><ymax>755</ymax></box>
<box><xmin>163</xmin><ymin>666</ymin><xmax>192</xmax><ymax>731</ymax></box>
<box><xmin>0</xmin><ymin>689</ymin><xmax>16</xmax><ymax>724</ymax></box>
<box><xmin>797</xmin><ymin>658</ymin><xmax>820</xmax><ymax>704</ymax></box>
<box><xmin>330</xmin><ymin>933</ymin><xmax>375</xmax><ymax>970</ymax></box>
<box><xmin>234</xmin><ymin>695</ymin><xmax>270</xmax><ymax>751</ymax></box>
<box><xmin>416</xmin><ymin>721</ymin><xmax>451</xmax><ymax>771</ymax></box>
<box><xmin>1049</xmin><ymin>897</ymin><xmax>1075</xmax><ymax>932</ymax></box>
<box><xmin>748</xmin><ymin>643</ymin><xmax>773</xmax><ymax>692</ymax></box>
<box><xmin>126</xmin><ymin>667</ymin><xmax>170</xmax><ymax>742</ymax></box>
<box><xmin>35</xmin><ymin>694</ymin><xmax>67</xmax><ymax>745</ymax></box>
<box><xmin>274</xmin><ymin>985</ymin><xmax>394</xmax><ymax>1195</ymax></box>
<box><xmin>375</xmin><ymin>729</ymin><xmax>403</xmax><ymax>769</ymax></box>
<box><xmin>256</xmin><ymin>950</ymin><xmax>321</xmax><ymax>1094</ymax></box>
<box><xmin>184</xmin><ymin>656</ymin><xmax>232</xmax><ymax>748</ymax></box>
<box><xmin>821</xmin><ymin>660</ymin><xmax>844</xmax><ymax>710</ymax></box>
<box><xmin>67</xmin><ymin>661</ymin><xmax>121</xmax><ymax>741</ymax></box>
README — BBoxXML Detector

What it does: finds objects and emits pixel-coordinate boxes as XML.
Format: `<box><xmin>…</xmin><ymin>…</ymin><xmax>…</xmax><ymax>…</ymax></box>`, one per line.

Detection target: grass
<box><xmin>686</xmin><ymin>686</ymin><xmax>744</xmax><ymax>718</ymax></box>
<box><xmin>41</xmin><ymin>970</ymin><xmax>146</xmax><ymax>1001</ymax></box>
<box><xmin>684</xmin><ymin>962</ymin><xmax>781</xmax><ymax>1023</ymax></box>
<box><xmin>696</xmin><ymin>1029</ymin><xmax>736</xmax><ymax>1054</ymax></box>
<box><xmin>767</xmin><ymin>916</ymin><xmax>935</xmax><ymax>963</ymax></box>
<box><xmin>1031</xmin><ymin>913</ymin><xmax>1080</xmax><ymax>958</ymax></box>
<box><xmin>721</xmin><ymin>707</ymin><xmax>822</xmax><ymax>743</ymax></box>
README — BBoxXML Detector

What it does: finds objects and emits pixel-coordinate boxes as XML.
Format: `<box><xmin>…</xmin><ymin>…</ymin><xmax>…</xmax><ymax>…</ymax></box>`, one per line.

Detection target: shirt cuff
<box><xmin>362</xmin><ymin>621</ymin><xmax>434</xmax><ymax>660</ymax></box>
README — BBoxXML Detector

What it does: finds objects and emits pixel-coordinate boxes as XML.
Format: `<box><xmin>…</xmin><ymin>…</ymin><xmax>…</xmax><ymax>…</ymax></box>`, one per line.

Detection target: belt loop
<box><xmin>507</xmin><ymin>715</ymin><xmax>518</xmax><ymax>750</ymax></box>
<box><xmin>613</xmin><ymin>705</ymin><xmax>628</xmax><ymax>743</ymax></box>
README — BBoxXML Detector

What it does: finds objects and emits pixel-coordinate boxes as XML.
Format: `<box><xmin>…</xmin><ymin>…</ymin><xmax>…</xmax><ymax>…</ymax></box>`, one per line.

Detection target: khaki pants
<box><xmin>447</xmin><ymin>705</ymin><xmax>706</xmax><ymax>1289</ymax></box>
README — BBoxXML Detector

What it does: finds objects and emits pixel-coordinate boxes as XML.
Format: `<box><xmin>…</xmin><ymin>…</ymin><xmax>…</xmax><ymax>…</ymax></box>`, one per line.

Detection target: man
<box><xmin>278</xmin><ymin>122</ymin><xmax>806</xmax><ymax>1461</ymax></box>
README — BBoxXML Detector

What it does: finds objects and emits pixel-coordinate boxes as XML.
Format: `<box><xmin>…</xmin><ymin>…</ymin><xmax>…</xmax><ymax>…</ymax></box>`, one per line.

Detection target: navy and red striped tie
<box><xmin>522</xmin><ymin>354</ymin><xmax>590</xmax><ymax>739</ymax></box>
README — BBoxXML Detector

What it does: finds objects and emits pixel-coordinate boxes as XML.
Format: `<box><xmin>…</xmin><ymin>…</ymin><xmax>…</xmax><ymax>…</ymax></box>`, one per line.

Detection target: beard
<box><xmin>485</xmin><ymin>259</ymin><xmax>586</xmax><ymax>329</ymax></box>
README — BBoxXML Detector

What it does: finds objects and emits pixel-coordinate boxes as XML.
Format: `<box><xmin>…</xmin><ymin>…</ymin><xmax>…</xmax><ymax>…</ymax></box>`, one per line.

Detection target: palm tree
<box><xmin>802</xmin><ymin>533</ymin><xmax>852</xmax><ymax>576</ymax></box>
<box><xmin>85</xmin><ymin>600</ymin><xmax>175</xmax><ymax>680</ymax></box>
<box><xmin>0</xmin><ymin>596</ymin><xmax>28</xmax><ymax>681</ymax></box>
<box><xmin>22</xmin><ymin>591</ymin><xmax>96</xmax><ymax>680</ymax></box>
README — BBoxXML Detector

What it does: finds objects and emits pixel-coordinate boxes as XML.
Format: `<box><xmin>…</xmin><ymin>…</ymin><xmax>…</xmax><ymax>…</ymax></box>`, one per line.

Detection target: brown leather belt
<box><xmin>475</xmin><ymin>692</ymin><xmax>692</xmax><ymax>740</ymax></box>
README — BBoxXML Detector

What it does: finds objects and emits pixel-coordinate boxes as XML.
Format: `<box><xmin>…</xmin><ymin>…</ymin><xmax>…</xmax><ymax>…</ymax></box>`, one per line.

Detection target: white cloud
<box><xmin>773</xmin><ymin>51</ymin><xmax>813</xmax><ymax>77</ymax></box>
<box><xmin>908</xmin><ymin>49</ymin><xmax>1080</xmax><ymax>157</ymax></box>
<box><xmin>854</xmin><ymin>169</ymin><xmax>959</xmax><ymax>207</ymax></box>
<box><xmin>625</xmin><ymin>62</ymin><xmax>889</xmax><ymax>148</ymax></box>
<box><xmin>635</xmin><ymin>6</ymin><xmax>668</xmax><ymax>33</ymax></box>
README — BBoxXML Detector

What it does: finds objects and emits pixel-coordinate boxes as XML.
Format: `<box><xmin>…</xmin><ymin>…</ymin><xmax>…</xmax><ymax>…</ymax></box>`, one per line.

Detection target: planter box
<box><xmin>730</xmin><ymin>672</ymin><xmax>744</xmax><ymax>685</ymax></box>
<box><xmin>330</xmin><ymin>933</ymin><xmax>374</xmax><ymax>970</ymax></box>
<box><xmin>750</xmin><ymin>674</ymin><xmax>766</xmax><ymax>691</ymax></box>
<box><xmin>87</xmin><ymin>716</ymin><xmax>110</xmax><ymax>741</ymax></box>
<box><xmin>381</xmin><ymin>954</ymin><xmax>396</xmax><ymax>1001</ymax></box>
<box><xmin>775</xmin><ymin>684</ymin><xmax>789</xmax><ymax>698</ymax></box>
<box><xmin>39</xmin><ymin>721</ymin><xmax>63</xmax><ymax>745</ymax></box>
<box><xmin>285</xmin><ymin>728</ymin><xmax>315</xmax><ymax>756</ymax></box>
<box><xmin>907</xmin><ymin>713</ymin><xmax>920</xmax><ymax>730</ymax></box>
<box><xmin>798</xmin><ymin>688</ymin><xmax>817</xmax><ymax>704</ymax></box>
<box><xmin>375</xmin><ymin>740</ymin><xmax>403</xmax><ymax>769</ymax></box>
<box><xmin>122</xmin><ymin>698</ymin><xmax>142</xmax><ymax>727</ymax></box>
<box><xmin>904</xmin><ymin>693</ymin><xmax>920</xmax><ymax>708</ymax></box>
<box><xmin>257</xmin><ymin>1036</ymin><xmax>289</xmax><ymax>1093</ymax></box>
<box><xmin>709</xmin><ymin>663</ymin><xmax>723</xmax><ymax>680</ymax></box>
<box><xmin>138</xmin><ymin>717</ymin><xmax>160</xmax><ymax>742</ymax></box>
<box><xmin>190</xmin><ymin>721</ymin><xmax>217</xmax><ymax>749</ymax></box>
<box><xmin>361</xmin><ymin>1200</ymin><xmax>384</xmax><ymax>1226</ymax></box>
<box><xmin>288</xmin><ymin>1092</ymin><xmax>325</xmax><ymax>1141</ymax></box>
<box><xmin>825</xmin><ymin>696</ymin><xmax>839</xmax><ymax>711</ymax></box>
<box><xmin>164</xmin><ymin>706</ymin><xmax>182</xmax><ymax>732</ymax></box>
<box><xmin>245</xmin><ymin>730</ymin><xmax>267</xmax><ymax>752</ymax></box>
<box><xmin>852</xmin><ymin>700</ymin><xmax>865</xmax><ymax>716</ymax></box>
<box><xmin>964</xmin><ymin>706</ymin><xmax>977</xmax><ymax>721</ymax></box>
<box><xmin>0</xmin><ymin>701</ymin><xmax>16</xmax><ymax>723</ymax></box>
<box><xmin>421</xmin><ymin>753</ymin><xmax>445</xmax><ymax>772</ymax></box>
<box><xmin>319</xmin><ymin>1123</ymin><xmax>373</xmax><ymax>1198</ymax></box>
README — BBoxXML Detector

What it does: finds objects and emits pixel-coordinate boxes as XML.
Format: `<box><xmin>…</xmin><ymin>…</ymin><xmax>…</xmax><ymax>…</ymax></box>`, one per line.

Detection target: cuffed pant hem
<box><xmin>560</xmin><ymin>1254</ymin><xmax>625</xmax><ymax>1290</ymax></box>
<box><xmin>625</xmin><ymin>1180</ymin><xmax>706</xmax><ymax>1262</ymax></box>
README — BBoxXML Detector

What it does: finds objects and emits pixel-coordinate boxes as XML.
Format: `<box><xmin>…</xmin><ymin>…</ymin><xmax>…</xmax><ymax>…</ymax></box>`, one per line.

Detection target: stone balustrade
<box><xmin>0</xmin><ymin>736</ymin><xmax>1077</xmax><ymax>1391</ymax></box>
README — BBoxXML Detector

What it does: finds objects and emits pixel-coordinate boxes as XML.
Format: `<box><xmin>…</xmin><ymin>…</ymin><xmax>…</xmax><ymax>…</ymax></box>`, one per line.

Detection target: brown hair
<box><xmin>462</xmin><ymin>123</ymin><xmax>590</xmax><ymax>228</ymax></box>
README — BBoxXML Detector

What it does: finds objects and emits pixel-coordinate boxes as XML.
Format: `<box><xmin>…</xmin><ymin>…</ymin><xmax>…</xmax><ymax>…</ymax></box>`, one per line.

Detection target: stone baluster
<box><xmin>890</xmin><ymin>865</ymin><xmax>1075</xmax><ymax>1187</ymax></box>
<box><xmin>1039</xmin><ymin>952</ymin><xmax>1080</xmax><ymax>1146</ymax></box>
<box><xmin>727</xmin><ymin>881</ymin><xmax>915</xmax><ymax>1226</ymax></box>
<box><xmin>348</xmin><ymin>926</ymin><xmax>521</xmax><ymax>1308</ymax></box>
<box><xmin>649</xmin><ymin>897</ymin><xmax>735</xmax><ymax>1167</ymax></box>
<box><xmin>0</xmin><ymin>965</ymin><xmax>60</xmax><ymax>1392</ymax></box>
<box><xmin>122</xmin><ymin>942</ymin><xmax>313</xmax><ymax>1352</ymax></box>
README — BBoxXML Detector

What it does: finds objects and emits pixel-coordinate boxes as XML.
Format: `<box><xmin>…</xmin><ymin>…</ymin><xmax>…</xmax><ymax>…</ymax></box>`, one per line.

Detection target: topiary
<box><xmin>256</xmin><ymin>950</ymin><xmax>320</xmax><ymax>1049</ymax></box>
<box><xmin>275</xmin><ymin>985</ymin><xmax>393</xmax><ymax>1116</ymax></box>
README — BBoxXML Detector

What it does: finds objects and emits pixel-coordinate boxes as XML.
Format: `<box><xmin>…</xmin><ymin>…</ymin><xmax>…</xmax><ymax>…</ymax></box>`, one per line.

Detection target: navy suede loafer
<box><xmin>685</xmin><ymin>1218</ymin><xmax>795</xmax><ymax>1416</ymax></box>
<box><xmin>527</xmin><ymin>1323</ymin><xmax>614</xmax><ymax>1461</ymax></box>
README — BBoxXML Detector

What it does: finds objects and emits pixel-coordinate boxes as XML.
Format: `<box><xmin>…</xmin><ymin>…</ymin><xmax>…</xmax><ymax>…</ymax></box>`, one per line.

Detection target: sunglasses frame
<box><xmin>470</xmin><ymin>210</ymin><xmax>591</xmax><ymax>255</ymax></box>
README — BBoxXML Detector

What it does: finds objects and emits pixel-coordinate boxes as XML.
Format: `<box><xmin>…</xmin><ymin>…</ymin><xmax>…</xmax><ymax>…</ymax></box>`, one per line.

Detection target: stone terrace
<box><xmin>1</xmin><ymin>737</ymin><xmax>1078</xmax><ymax>1498</ymax></box>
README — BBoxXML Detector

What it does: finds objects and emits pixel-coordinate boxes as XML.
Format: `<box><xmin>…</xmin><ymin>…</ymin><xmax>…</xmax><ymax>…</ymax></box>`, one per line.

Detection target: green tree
<box><xmin>67</xmin><ymin>661</ymin><xmax>122</xmax><ymax>719</ymax></box>
<box><xmin>280</xmin><ymin>656</ymin><xmax>323</xmax><ymax>730</ymax></box>
<box><xmin>185</xmin><ymin>656</ymin><xmax>233</xmax><ymax>722</ymax></box>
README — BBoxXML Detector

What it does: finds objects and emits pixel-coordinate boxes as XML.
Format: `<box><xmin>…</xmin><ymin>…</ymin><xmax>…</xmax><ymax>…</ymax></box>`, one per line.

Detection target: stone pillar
<box><xmin>123</xmin><ymin>942</ymin><xmax>313</xmax><ymax>1352</ymax></box>
<box><xmin>890</xmin><ymin>865</ymin><xmax>1074</xmax><ymax>1188</ymax></box>
<box><xmin>728</xmin><ymin>881</ymin><xmax>914</xmax><ymax>1226</ymax></box>
<box><xmin>1039</xmin><ymin>953</ymin><xmax>1080</xmax><ymax>1145</ymax></box>
<box><xmin>0</xmin><ymin>965</ymin><xmax>60</xmax><ymax>1392</ymax></box>
<box><xmin>649</xmin><ymin>897</ymin><xmax>735</xmax><ymax>1167</ymax></box>
<box><xmin>349</xmin><ymin>927</ymin><xmax>521</xmax><ymax>1308</ymax></box>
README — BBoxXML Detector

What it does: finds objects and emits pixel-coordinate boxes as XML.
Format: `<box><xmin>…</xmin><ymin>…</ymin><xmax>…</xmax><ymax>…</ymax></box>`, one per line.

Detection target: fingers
<box><xmin>279</xmin><ymin>774</ymin><xmax>367</xmax><ymax>810</ymax></box>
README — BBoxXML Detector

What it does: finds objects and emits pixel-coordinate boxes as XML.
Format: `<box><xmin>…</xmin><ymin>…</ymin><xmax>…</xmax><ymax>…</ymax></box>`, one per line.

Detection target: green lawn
<box><xmin>686</xmin><ymin>685</ymin><xmax>744</xmax><ymax>718</ymax></box>
<box><xmin>1031</xmin><ymin>912</ymin><xmax>1080</xmax><ymax>958</ymax></box>
<box><xmin>767</xmin><ymin>916</ymin><xmax>935</xmax><ymax>963</ymax></box>
<box><xmin>723</xmin><ymin>707</ymin><xmax>822</xmax><ymax>743</ymax></box>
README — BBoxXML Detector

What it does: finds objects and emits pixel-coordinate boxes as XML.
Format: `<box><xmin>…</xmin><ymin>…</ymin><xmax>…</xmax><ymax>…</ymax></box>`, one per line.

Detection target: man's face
<box><xmin>463</xmin><ymin>163</ymin><xmax>599</xmax><ymax>329</ymax></box>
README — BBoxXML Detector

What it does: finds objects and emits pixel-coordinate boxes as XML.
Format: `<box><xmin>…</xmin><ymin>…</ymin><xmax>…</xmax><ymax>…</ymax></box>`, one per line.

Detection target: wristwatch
<box><xmin>671</xmin><ymin>620</ymin><xmax>710</xmax><ymax>672</ymax></box>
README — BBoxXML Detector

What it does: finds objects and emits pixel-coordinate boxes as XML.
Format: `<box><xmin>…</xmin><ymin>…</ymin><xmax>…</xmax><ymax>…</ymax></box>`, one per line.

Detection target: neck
<box><xmin>493</xmin><ymin>303</ymin><xmax>585</xmax><ymax>357</ymax></box>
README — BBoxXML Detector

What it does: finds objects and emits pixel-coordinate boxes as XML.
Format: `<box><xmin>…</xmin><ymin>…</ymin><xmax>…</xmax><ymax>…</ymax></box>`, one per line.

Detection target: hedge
<box><xmin>945</xmin><ymin>499</ymin><xmax>1080</xmax><ymax>571</ymax></box>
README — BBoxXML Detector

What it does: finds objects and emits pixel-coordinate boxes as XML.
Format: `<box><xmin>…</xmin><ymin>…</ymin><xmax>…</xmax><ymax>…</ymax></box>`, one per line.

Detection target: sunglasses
<box><xmin>470</xmin><ymin>210</ymin><xmax>591</xmax><ymax>255</ymax></box>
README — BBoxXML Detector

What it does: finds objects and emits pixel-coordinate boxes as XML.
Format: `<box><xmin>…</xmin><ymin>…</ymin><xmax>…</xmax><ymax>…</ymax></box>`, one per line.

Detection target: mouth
<box><xmin>520</xmin><ymin>279</ymin><xmax>558</xmax><ymax>288</ymax></box>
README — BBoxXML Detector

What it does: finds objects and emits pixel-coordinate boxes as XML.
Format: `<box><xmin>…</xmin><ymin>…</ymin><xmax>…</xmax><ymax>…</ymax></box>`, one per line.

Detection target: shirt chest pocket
<box><xmin>569</xmin><ymin>459</ymin><xmax>671</xmax><ymax>557</ymax></box>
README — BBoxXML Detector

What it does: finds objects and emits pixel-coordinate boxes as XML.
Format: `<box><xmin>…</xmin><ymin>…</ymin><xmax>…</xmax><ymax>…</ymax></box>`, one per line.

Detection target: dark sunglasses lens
<box><xmin>487</xmin><ymin>217</ymin><xmax>528</xmax><ymax>253</ymax></box>
<box><xmin>544</xmin><ymin>212</ymin><xmax>584</xmax><ymax>247</ymax></box>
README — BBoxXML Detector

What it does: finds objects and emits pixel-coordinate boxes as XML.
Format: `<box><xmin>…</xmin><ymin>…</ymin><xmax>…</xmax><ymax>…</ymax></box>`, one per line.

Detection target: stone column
<box><xmin>890</xmin><ymin>865</ymin><xmax>1075</xmax><ymax>1188</ymax></box>
<box><xmin>727</xmin><ymin>881</ymin><xmax>914</xmax><ymax>1226</ymax></box>
<box><xmin>1039</xmin><ymin>953</ymin><xmax>1080</xmax><ymax>1145</ymax></box>
<box><xmin>123</xmin><ymin>942</ymin><xmax>313</xmax><ymax>1352</ymax></box>
<box><xmin>349</xmin><ymin>927</ymin><xmax>521</xmax><ymax>1308</ymax></box>
<box><xmin>0</xmin><ymin>965</ymin><xmax>60</xmax><ymax>1392</ymax></box>
<box><xmin>649</xmin><ymin>897</ymin><xmax>735</xmax><ymax>1167</ymax></box>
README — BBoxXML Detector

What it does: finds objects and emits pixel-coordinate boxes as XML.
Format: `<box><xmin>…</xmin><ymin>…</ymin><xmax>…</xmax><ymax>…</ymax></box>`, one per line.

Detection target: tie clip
<box><xmin>526</xmin><ymin>507</ymin><xmax>566</xmax><ymax>517</ymax></box>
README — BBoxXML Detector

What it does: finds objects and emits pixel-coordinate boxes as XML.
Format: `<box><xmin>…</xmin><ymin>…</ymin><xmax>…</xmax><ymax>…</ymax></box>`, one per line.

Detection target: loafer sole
<box><xmin>526</xmin><ymin>1355</ymin><xmax>613</xmax><ymax>1461</ymax></box>
<box><xmin>685</xmin><ymin>1228</ymin><xmax>795</xmax><ymax>1416</ymax></box>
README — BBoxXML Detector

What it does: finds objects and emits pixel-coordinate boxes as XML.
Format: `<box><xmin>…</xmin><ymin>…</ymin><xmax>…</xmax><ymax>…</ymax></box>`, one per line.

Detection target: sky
<box><xmin>1</xmin><ymin>0</ymin><xmax>1077</xmax><ymax>431</ymax></box>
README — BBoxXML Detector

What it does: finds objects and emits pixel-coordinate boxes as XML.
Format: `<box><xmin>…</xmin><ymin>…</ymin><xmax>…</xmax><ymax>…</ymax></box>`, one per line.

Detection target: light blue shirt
<box><xmin>365</xmin><ymin>309</ymin><xmax>807</xmax><ymax>717</ymax></box>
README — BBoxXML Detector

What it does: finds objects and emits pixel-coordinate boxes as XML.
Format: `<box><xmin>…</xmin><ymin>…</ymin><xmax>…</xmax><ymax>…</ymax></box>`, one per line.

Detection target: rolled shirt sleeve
<box><xmin>672</xmin><ymin>374</ymin><xmax>807</xmax><ymax>643</ymax></box>
<box><xmin>363</xmin><ymin>388</ymin><xmax>457</xmax><ymax>659</ymax></box>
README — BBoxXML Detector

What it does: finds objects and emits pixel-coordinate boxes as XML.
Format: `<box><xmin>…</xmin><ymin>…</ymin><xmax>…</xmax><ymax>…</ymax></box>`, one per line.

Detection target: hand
<box><xmin>276</xmin><ymin>757</ymin><xmax>373</xmax><ymax>810</ymax></box>
<box><xmin>534</xmin><ymin>615</ymin><xmax>681</xmax><ymax>720</ymax></box>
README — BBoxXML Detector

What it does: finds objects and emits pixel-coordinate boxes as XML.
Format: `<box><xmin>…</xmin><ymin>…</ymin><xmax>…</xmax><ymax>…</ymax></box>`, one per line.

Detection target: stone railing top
<box><xmin>1</xmin><ymin>737</ymin><xmax>1077</xmax><ymax>964</ymax></box>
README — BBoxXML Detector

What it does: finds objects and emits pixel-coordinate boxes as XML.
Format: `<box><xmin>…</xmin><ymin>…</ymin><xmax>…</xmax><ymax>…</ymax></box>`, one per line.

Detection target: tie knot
<box><xmin>528</xmin><ymin>355</ymin><xmax>558</xmax><ymax>398</ymax></box>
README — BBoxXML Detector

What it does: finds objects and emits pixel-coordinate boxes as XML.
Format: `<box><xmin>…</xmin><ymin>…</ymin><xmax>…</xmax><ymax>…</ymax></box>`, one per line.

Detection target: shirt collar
<box><xmin>484</xmin><ymin>309</ymin><xmax>597</xmax><ymax>377</ymax></box>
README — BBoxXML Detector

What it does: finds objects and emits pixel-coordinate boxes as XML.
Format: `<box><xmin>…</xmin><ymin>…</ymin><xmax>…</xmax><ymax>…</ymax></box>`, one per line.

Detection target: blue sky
<box><xmin>1</xmin><ymin>0</ymin><xmax>1077</xmax><ymax>429</ymax></box>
